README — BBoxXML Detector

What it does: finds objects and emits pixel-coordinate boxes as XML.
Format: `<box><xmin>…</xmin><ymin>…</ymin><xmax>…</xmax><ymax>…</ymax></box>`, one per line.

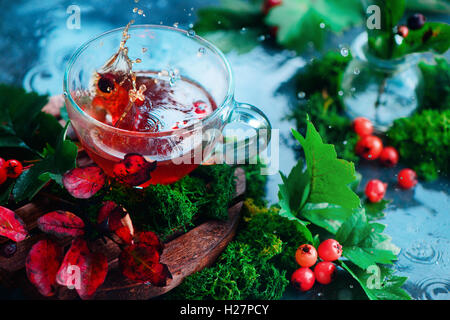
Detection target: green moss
<box><xmin>167</xmin><ymin>199</ymin><xmax>308</xmax><ymax>300</ymax></box>
<box><xmin>418</xmin><ymin>58</ymin><xmax>450</xmax><ymax>113</ymax></box>
<box><xmin>386</xmin><ymin>109</ymin><xmax>450</xmax><ymax>180</ymax></box>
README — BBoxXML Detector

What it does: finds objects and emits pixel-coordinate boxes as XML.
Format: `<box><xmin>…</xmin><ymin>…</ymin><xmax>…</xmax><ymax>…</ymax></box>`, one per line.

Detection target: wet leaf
<box><xmin>0</xmin><ymin>206</ymin><xmax>28</xmax><ymax>242</ymax></box>
<box><xmin>112</xmin><ymin>153</ymin><xmax>157</xmax><ymax>186</ymax></box>
<box><xmin>56</xmin><ymin>238</ymin><xmax>90</xmax><ymax>287</ymax></box>
<box><xmin>25</xmin><ymin>239</ymin><xmax>63</xmax><ymax>296</ymax></box>
<box><xmin>98</xmin><ymin>201</ymin><xmax>134</xmax><ymax>244</ymax></box>
<box><xmin>62</xmin><ymin>165</ymin><xmax>106</xmax><ymax>199</ymax></box>
<box><xmin>77</xmin><ymin>251</ymin><xmax>108</xmax><ymax>300</ymax></box>
<box><xmin>37</xmin><ymin>210</ymin><xmax>85</xmax><ymax>238</ymax></box>
<box><xmin>119</xmin><ymin>243</ymin><xmax>171</xmax><ymax>286</ymax></box>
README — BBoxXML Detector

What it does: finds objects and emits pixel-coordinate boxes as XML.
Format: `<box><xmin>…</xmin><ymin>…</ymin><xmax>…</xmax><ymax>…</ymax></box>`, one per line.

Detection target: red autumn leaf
<box><xmin>119</xmin><ymin>244</ymin><xmax>171</xmax><ymax>286</ymax></box>
<box><xmin>77</xmin><ymin>251</ymin><xmax>108</xmax><ymax>300</ymax></box>
<box><xmin>56</xmin><ymin>238</ymin><xmax>90</xmax><ymax>287</ymax></box>
<box><xmin>112</xmin><ymin>153</ymin><xmax>157</xmax><ymax>186</ymax></box>
<box><xmin>0</xmin><ymin>206</ymin><xmax>27</xmax><ymax>242</ymax></box>
<box><xmin>62</xmin><ymin>165</ymin><xmax>106</xmax><ymax>199</ymax></box>
<box><xmin>25</xmin><ymin>239</ymin><xmax>63</xmax><ymax>296</ymax></box>
<box><xmin>98</xmin><ymin>201</ymin><xmax>134</xmax><ymax>244</ymax></box>
<box><xmin>135</xmin><ymin>231</ymin><xmax>164</xmax><ymax>254</ymax></box>
<box><xmin>37</xmin><ymin>211</ymin><xmax>85</xmax><ymax>238</ymax></box>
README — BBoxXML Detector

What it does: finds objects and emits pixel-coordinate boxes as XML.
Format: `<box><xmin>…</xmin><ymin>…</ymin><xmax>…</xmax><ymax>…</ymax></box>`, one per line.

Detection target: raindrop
<box><xmin>353</xmin><ymin>68</ymin><xmax>360</xmax><ymax>75</ymax></box>
<box><xmin>197</xmin><ymin>47</ymin><xmax>206</xmax><ymax>57</ymax></box>
<box><xmin>188</xmin><ymin>23</ymin><xmax>194</xmax><ymax>28</ymax></box>
<box><xmin>240</xmin><ymin>27</ymin><xmax>247</xmax><ymax>34</ymax></box>
<box><xmin>340</xmin><ymin>47</ymin><xmax>349</xmax><ymax>57</ymax></box>
<box><xmin>187</xmin><ymin>29</ymin><xmax>196</xmax><ymax>37</ymax></box>
<box><xmin>217</xmin><ymin>20</ymin><xmax>222</xmax><ymax>25</ymax></box>
<box><xmin>338</xmin><ymin>90</ymin><xmax>344</xmax><ymax>96</ymax></box>
<box><xmin>297</xmin><ymin>91</ymin><xmax>306</xmax><ymax>99</ymax></box>
<box><xmin>257</xmin><ymin>35</ymin><xmax>266</xmax><ymax>42</ymax></box>
<box><xmin>173</xmin><ymin>22</ymin><xmax>179</xmax><ymax>28</ymax></box>
<box><xmin>133</xmin><ymin>7</ymin><xmax>138</xmax><ymax>13</ymax></box>
<box><xmin>319</xmin><ymin>22</ymin><xmax>326</xmax><ymax>29</ymax></box>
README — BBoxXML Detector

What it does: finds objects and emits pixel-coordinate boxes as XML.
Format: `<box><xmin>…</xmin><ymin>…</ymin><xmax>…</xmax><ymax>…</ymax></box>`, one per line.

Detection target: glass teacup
<box><xmin>64</xmin><ymin>25</ymin><xmax>271</xmax><ymax>185</ymax></box>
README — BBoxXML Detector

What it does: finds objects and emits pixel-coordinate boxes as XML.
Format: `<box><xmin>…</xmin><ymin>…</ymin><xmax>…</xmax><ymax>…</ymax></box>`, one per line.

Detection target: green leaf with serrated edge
<box><xmin>339</xmin><ymin>261</ymin><xmax>411</xmax><ymax>300</ymax></box>
<box><xmin>292</xmin><ymin>122</ymin><xmax>360</xmax><ymax>209</ymax></box>
<box><xmin>12</xmin><ymin>122</ymin><xmax>77</xmax><ymax>202</ymax></box>
<box><xmin>336</xmin><ymin>210</ymin><xmax>399</xmax><ymax>269</ymax></box>
<box><xmin>301</xmin><ymin>203</ymin><xmax>354</xmax><ymax>234</ymax></box>
<box><xmin>363</xmin><ymin>199</ymin><xmax>390</xmax><ymax>221</ymax></box>
<box><xmin>265</xmin><ymin>0</ymin><xmax>362</xmax><ymax>52</ymax></box>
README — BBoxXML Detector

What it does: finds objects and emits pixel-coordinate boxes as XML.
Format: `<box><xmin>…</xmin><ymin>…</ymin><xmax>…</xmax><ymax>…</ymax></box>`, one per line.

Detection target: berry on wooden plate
<box><xmin>355</xmin><ymin>135</ymin><xmax>383</xmax><ymax>160</ymax></box>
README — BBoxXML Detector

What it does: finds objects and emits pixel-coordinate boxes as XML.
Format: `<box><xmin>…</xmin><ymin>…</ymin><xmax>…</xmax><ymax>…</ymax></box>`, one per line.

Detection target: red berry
<box><xmin>365</xmin><ymin>179</ymin><xmax>387</xmax><ymax>203</ymax></box>
<box><xmin>134</xmin><ymin>98</ymin><xmax>145</xmax><ymax>107</ymax></box>
<box><xmin>291</xmin><ymin>267</ymin><xmax>315</xmax><ymax>292</ymax></box>
<box><xmin>295</xmin><ymin>244</ymin><xmax>318</xmax><ymax>268</ymax></box>
<box><xmin>379</xmin><ymin>146</ymin><xmax>399</xmax><ymax>167</ymax></box>
<box><xmin>352</xmin><ymin>117</ymin><xmax>373</xmax><ymax>137</ymax></box>
<box><xmin>314</xmin><ymin>262</ymin><xmax>336</xmax><ymax>285</ymax></box>
<box><xmin>355</xmin><ymin>135</ymin><xmax>383</xmax><ymax>160</ymax></box>
<box><xmin>262</xmin><ymin>0</ymin><xmax>282</xmax><ymax>15</ymax></box>
<box><xmin>407</xmin><ymin>13</ymin><xmax>426</xmax><ymax>30</ymax></box>
<box><xmin>0</xmin><ymin>168</ymin><xmax>7</xmax><ymax>185</ymax></box>
<box><xmin>398</xmin><ymin>168</ymin><xmax>418</xmax><ymax>189</ymax></box>
<box><xmin>193</xmin><ymin>101</ymin><xmax>208</xmax><ymax>114</ymax></box>
<box><xmin>397</xmin><ymin>25</ymin><xmax>409</xmax><ymax>38</ymax></box>
<box><xmin>5</xmin><ymin>160</ymin><xmax>23</xmax><ymax>178</ymax></box>
<box><xmin>318</xmin><ymin>239</ymin><xmax>342</xmax><ymax>262</ymax></box>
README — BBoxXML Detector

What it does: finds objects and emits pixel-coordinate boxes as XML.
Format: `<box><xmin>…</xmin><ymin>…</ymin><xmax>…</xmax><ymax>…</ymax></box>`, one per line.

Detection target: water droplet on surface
<box><xmin>173</xmin><ymin>22</ymin><xmax>179</xmax><ymax>28</ymax></box>
<box><xmin>338</xmin><ymin>90</ymin><xmax>344</xmax><ymax>96</ymax></box>
<box><xmin>240</xmin><ymin>27</ymin><xmax>247</xmax><ymax>34</ymax></box>
<box><xmin>340</xmin><ymin>47</ymin><xmax>349</xmax><ymax>57</ymax></box>
<box><xmin>187</xmin><ymin>29</ymin><xmax>196</xmax><ymax>37</ymax></box>
<box><xmin>297</xmin><ymin>91</ymin><xmax>306</xmax><ymax>99</ymax></box>
<box><xmin>353</xmin><ymin>68</ymin><xmax>360</xmax><ymax>75</ymax></box>
<box><xmin>133</xmin><ymin>7</ymin><xmax>138</xmax><ymax>13</ymax></box>
<box><xmin>257</xmin><ymin>35</ymin><xmax>266</xmax><ymax>42</ymax></box>
<box><xmin>197</xmin><ymin>47</ymin><xmax>206</xmax><ymax>57</ymax></box>
<box><xmin>319</xmin><ymin>22</ymin><xmax>326</xmax><ymax>29</ymax></box>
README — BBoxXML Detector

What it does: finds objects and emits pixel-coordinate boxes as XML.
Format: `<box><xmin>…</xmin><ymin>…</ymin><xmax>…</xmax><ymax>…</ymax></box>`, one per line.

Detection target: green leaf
<box><xmin>340</xmin><ymin>261</ymin><xmax>411</xmax><ymax>300</ymax></box>
<box><xmin>336</xmin><ymin>210</ymin><xmax>400</xmax><ymax>269</ymax></box>
<box><xmin>266</xmin><ymin>0</ymin><xmax>362</xmax><ymax>52</ymax></box>
<box><xmin>301</xmin><ymin>203</ymin><xmax>354</xmax><ymax>234</ymax></box>
<box><xmin>363</xmin><ymin>199</ymin><xmax>390</xmax><ymax>221</ymax></box>
<box><xmin>291</xmin><ymin>122</ymin><xmax>360</xmax><ymax>209</ymax></box>
<box><xmin>12</xmin><ymin>122</ymin><xmax>77</xmax><ymax>202</ymax></box>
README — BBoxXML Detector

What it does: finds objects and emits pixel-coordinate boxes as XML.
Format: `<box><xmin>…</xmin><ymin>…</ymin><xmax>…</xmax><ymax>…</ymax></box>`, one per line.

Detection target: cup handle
<box><xmin>204</xmin><ymin>102</ymin><xmax>272</xmax><ymax>165</ymax></box>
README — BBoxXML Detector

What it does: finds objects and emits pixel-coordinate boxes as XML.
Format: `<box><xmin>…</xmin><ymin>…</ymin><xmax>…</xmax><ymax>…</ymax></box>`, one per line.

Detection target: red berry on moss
<box><xmin>262</xmin><ymin>0</ymin><xmax>282</xmax><ymax>15</ymax></box>
<box><xmin>398</xmin><ymin>168</ymin><xmax>418</xmax><ymax>189</ymax></box>
<box><xmin>314</xmin><ymin>261</ymin><xmax>337</xmax><ymax>285</ymax></box>
<box><xmin>355</xmin><ymin>135</ymin><xmax>383</xmax><ymax>160</ymax></box>
<box><xmin>352</xmin><ymin>117</ymin><xmax>373</xmax><ymax>137</ymax></box>
<box><xmin>5</xmin><ymin>160</ymin><xmax>23</xmax><ymax>178</ymax></box>
<box><xmin>295</xmin><ymin>244</ymin><xmax>318</xmax><ymax>268</ymax></box>
<box><xmin>291</xmin><ymin>267</ymin><xmax>315</xmax><ymax>292</ymax></box>
<box><xmin>0</xmin><ymin>168</ymin><xmax>7</xmax><ymax>185</ymax></box>
<box><xmin>397</xmin><ymin>25</ymin><xmax>409</xmax><ymax>38</ymax></box>
<box><xmin>379</xmin><ymin>146</ymin><xmax>399</xmax><ymax>167</ymax></box>
<box><xmin>365</xmin><ymin>179</ymin><xmax>387</xmax><ymax>203</ymax></box>
<box><xmin>318</xmin><ymin>239</ymin><xmax>342</xmax><ymax>262</ymax></box>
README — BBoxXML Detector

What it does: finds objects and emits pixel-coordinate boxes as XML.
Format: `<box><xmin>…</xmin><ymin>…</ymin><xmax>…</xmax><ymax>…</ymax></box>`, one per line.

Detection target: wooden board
<box><xmin>0</xmin><ymin>167</ymin><xmax>246</xmax><ymax>300</ymax></box>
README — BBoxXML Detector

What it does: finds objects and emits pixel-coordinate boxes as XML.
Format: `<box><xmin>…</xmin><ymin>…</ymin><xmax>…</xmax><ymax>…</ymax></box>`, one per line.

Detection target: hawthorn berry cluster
<box><xmin>352</xmin><ymin>117</ymin><xmax>418</xmax><ymax>203</ymax></box>
<box><xmin>0</xmin><ymin>158</ymin><xmax>23</xmax><ymax>185</ymax></box>
<box><xmin>291</xmin><ymin>239</ymin><xmax>342</xmax><ymax>292</ymax></box>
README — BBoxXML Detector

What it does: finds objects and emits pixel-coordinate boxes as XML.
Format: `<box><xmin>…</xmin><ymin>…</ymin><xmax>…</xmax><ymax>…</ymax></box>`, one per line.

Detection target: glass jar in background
<box><xmin>342</xmin><ymin>33</ymin><xmax>423</xmax><ymax>131</ymax></box>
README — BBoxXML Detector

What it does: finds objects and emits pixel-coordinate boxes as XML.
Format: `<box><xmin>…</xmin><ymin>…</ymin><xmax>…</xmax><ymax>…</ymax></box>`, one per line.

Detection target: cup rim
<box><xmin>63</xmin><ymin>24</ymin><xmax>235</xmax><ymax>137</ymax></box>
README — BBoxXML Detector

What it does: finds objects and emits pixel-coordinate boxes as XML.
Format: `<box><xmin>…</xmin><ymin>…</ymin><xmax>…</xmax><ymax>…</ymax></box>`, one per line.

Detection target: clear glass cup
<box><xmin>64</xmin><ymin>25</ymin><xmax>271</xmax><ymax>185</ymax></box>
<box><xmin>342</xmin><ymin>32</ymin><xmax>423</xmax><ymax>131</ymax></box>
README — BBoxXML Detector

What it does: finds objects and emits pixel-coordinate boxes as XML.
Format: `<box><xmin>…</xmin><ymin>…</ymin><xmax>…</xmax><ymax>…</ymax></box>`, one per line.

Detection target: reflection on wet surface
<box><xmin>0</xmin><ymin>0</ymin><xmax>448</xmax><ymax>300</ymax></box>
